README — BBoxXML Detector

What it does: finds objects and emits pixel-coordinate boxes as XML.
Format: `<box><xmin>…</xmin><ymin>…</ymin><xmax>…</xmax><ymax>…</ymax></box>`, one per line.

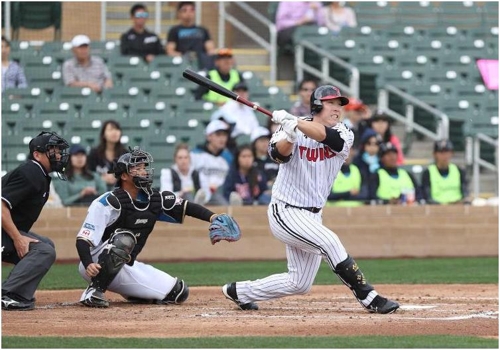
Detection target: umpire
<box><xmin>1</xmin><ymin>131</ymin><xmax>69</xmax><ymax>310</ymax></box>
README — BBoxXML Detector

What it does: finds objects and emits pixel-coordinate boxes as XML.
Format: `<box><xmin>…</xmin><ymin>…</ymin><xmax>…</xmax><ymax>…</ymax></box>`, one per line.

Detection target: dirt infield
<box><xmin>2</xmin><ymin>284</ymin><xmax>497</xmax><ymax>338</ymax></box>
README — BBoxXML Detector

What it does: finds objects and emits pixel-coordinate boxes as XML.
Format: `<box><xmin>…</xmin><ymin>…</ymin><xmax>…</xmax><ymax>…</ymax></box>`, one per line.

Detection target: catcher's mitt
<box><xmin>209</xmin><ymin>214</ymin><xmax>241</xmax><ymax>245</ymax></box>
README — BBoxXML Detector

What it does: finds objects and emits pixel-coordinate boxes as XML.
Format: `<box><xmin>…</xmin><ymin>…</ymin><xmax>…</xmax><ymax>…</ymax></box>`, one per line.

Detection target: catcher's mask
<box><xmin>109</xmin><ymin>146</ymin><xmax>154</xmax><ymax>195</ymax></box>
<box><xmin>29</xmin><ymin>131</ymin><xmax>70</xmax><ymax>180</ymax></box>
<box><xmin>310</xmin><ymin>85</ymin><xmax>349</xmax><ymax>115</ymax></box>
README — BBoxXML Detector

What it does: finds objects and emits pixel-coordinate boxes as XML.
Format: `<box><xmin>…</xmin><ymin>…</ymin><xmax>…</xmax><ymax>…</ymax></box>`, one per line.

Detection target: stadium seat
<box><xmin>149</xmin><ymin>86</ymin><xmax>195</xmax><ymax>111</ymax></box>
<box><xmin>119</xmin><ymin>70</ymin><xmax>168</xmax><ymax>93</ymax></box>
<box><xmin>149</xmin><ymin>55</ymin><xmax>190</xmax><ymax>80</ymax></box>
<box><xmin>351</xmin><ymin>2</ymin><xmax>398</xmax><ymax>29</ymax></box>
<box><xmin>3</xmin><ymin>87</ymin><xmax>49</xmax><ymax>105</ymax></box>
<box><xmin>79</xmin><ymin>101</ymin><xmax>127</xmax><ymax>121</ymax></box>
<box><xmin>100</xmin><ymin>86</ymin><xmax>147</xmax><ymax>107</ymax></box>
<box><xmin>24</xmin><ymin>67</ymin><xmax>63</xmax><ymax>90</ymax></box>
<box><xmin>107</xmin><ymin>55</ymin><xmax>148</xmax><ymax>78</ymax></box>
<box><xmin>397</xmin><ymin>2</ymin><xmax>439</xmax><ymax>28</ymax></box>
<box><xmin>51</xmin><ymin>86</ymin><xmax>99</xmax><ymax>108</ymax></box>
<box><xmin>437</xmin><ymin>2</ymin><xmax>483</xmax><ymax>29</ymax></box>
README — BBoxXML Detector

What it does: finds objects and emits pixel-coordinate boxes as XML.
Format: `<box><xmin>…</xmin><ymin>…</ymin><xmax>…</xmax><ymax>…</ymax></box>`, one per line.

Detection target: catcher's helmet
<box><xmin>29</xmin><ymin>131</ymin><xmax>70</xmax><ymax>180</ymax></box>
<box><xmin>109</xmin><ymin>146</ymin><xmax>154</xmax><ymax>194</ymax></box>
<box><xmin>310</xmin><ymin>85</ymin><xmax>349</xmax><ymax>115</ymax></box>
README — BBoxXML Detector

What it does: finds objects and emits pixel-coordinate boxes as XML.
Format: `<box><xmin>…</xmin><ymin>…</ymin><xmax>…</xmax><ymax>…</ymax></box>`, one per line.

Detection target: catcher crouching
<box><xmin>76</xmin><ymin>146</ymin><xmax>241</xmax><ymax>308</ymax></box>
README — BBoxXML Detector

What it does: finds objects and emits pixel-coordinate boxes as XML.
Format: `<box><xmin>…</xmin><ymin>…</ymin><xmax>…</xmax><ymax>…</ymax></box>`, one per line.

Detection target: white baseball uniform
<box><xmin>76</xmin><ymin>191</ymin><xmax>182</xmax><ymax>300</ymax></box>
<box><xmin>235</xmin><ymin>119</ymin><xmax>371</xmax><ymax>304</ymax></box>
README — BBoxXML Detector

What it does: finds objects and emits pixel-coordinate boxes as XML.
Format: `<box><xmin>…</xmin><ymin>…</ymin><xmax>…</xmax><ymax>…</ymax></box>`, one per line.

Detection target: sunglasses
<box><xmin>134</xmin><ymin>12</ymin><xmax>149</xmax><ymax>18</ymax></box>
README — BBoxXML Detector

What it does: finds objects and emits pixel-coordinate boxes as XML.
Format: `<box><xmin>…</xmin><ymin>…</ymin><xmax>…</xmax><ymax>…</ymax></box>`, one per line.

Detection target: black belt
<box><xmin>284</xmin><ymin>203</ymin><xmax>321</xmax><ymax>213</ymax></box>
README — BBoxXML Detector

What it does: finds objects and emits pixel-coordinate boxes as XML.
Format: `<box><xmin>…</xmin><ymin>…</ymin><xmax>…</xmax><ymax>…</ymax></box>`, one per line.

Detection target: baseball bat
<box><xmin>182</xmin><ymin>68</ymin><xmax>273</xmax><ymax>118</ymax></box>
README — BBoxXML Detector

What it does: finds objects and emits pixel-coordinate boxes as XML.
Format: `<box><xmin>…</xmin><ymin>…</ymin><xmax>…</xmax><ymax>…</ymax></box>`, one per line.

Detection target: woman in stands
<box><xmin>368</xmin><ymin>111</ymin><xmax>405</xmax><ymax>165</ymax></box>
<box><xmin>53</xmin><ymin>144</ymin><xmax>107</xmax><ymax>206</ymax></box>
<box><xmin>87</xmin><ymin>120</ymin><xmax>128</xmax><ymax>190</ymax></box>
<box><xmin>1</xmin><ymin>36</ymin><xmax>28</xmax><ymax>91</ymax></box>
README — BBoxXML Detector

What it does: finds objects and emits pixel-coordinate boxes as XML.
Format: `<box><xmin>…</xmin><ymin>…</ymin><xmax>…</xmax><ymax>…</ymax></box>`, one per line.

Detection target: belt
<box><xmin>284</xmin><ymin>203</ymin><xmax>321</xmax><ymax>213</ymax></box>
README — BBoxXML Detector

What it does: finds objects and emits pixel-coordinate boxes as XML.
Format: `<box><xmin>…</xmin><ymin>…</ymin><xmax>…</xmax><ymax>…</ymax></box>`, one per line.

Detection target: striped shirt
<box><xmin>2</xmin><ymin>61</ymin><xmax>28</xmax><ymax>91</ymax></box>
<box><xmin>270</xmin><ymin>119</ymin><xmax>354</xmax><ymax>208</ymax></box>
<box><xmin>62</xmin><ymin>56</ymin><xmax>112</xmax><ymax>88</ymax></box>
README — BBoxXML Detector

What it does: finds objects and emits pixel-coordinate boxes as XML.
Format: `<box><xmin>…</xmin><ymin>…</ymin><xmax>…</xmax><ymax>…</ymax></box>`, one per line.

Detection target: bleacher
<box><xmin>293</xmin><ymin>1</ymin><xmax>498</xmax><ymax>161</ymax></box>
<box><xmin>1</xmin><ymin>42</ymin><xmax>292</xmax><ymax>184</ymax></box>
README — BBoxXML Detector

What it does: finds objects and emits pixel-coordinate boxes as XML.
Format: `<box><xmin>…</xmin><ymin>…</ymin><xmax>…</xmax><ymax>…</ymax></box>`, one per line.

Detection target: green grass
<box><xmin>2</xmin><ymin>257</ymin><xmax>498</xmax><ymax>290</ymax></box>
<box><xmin>2</xmin><ymin>335</ymin><xmax>498</xmax><ymax>348</ymax></box>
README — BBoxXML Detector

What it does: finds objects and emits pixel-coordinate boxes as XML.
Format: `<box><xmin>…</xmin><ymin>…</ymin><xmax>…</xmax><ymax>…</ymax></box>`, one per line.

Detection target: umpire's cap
<box><xmin>29</xmin><ymin>131</ymin><xmax>69</xmax><ymax>154</ymax></box>
<box><xmin>434</xmin><ymin>139</ymin><xmax>454</xmax><ymax>152</ymax></box>
<box><xmin>378</xmin><ymin>142</ymin><xmax>398</xmax><ymax>157</ymax></box>
<box><xmin>310</xmin><ymin>85</ymin><xmax>349</xmax><ymax>114</ymax></box>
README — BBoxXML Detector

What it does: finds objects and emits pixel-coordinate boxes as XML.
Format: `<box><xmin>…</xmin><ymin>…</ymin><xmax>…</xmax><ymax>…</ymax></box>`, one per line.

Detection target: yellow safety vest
<box><xmin>428</xmin><ymin>164</ymin><xmax>462</xmax><ymax>204</ymax></box>
<box><xmin>376</xmin><ymin>168</ymin><xmax>414</xmax><ymax>200</ymax></box>
<box><xmin>203</xmin><ymin>69</ymin><xmax>240</xmax><ymax>104</ymax></box>
<box><xmin>327</xmin><ymin>164</ymin><xmax>364</xmax><ymax>207</ymax></box>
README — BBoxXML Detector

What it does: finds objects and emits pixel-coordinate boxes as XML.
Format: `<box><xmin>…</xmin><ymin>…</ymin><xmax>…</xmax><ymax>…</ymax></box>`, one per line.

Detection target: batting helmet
<box><xmin>310</xmin><ymin>85</ymin><xmax>349</xmax><ymax>115</ymax></box>
<box><xmin>29</xmin><ymin>131</ymin><xmax>70</xmax><ymax>179</ymax></box>
<box><xmin>109</xmin><ymin>146</ymin><xmax>154</xmax><ymax>195</ymax></box>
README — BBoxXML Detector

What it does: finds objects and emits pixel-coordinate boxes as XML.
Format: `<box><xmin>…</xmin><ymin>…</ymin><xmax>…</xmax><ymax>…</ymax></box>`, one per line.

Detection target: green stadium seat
<box><xmin>350</xmin><ymin>54</ymin><xmax>392</xmax><ymax>75</ymax></box>
<box><xmin>397</xmin><ymin>2</ymin><xmax>440</xmax><ymax>28</ymax></box>
<box><xmin>24</xmin><ymin>67</ymin><xmax>63</xmax><ymax>90</ymax></box>
<box><xmin>119</xmin><ymin>70</ymin><xmax>168</xmax><ymax>92</ymax></box>
<box><xmin>3</xmin><ymin>87</ymin><xmax>49</xmax><ymax>105</ymax></box>
<box><xmin>107</xmin><ymin>55</ymin><xmax>148</xmax><ymax>78</ymax></box>
<box><xmin>352</xmin><ymin>2</ymin><xmax>398</xmax><ymax>29</ymax></box>
<box><xmin>437</xmin><ymin>3</ymin><xmax>483</xmax><ymax>29</ymax></box>
<box><xmin>50</xmin><ymin>86</ymin><xmax>99</xmax><ymax>108</ymax></box>
<box><xmin>2</xmin><ymin>99</ymin><xmax>32</xmax><ymax>121</ymax></box>
<box><xmin>149</xmin><ymin>55</ymin><xmax>190</xmax><ymax>80</ymax></box>
<box><xmin>100</xmin><ymin>86</ymin><xmax>147</xmax><ymax>107</ymax></box>
<box><xmin>30</xmin><ymin>101</ymin><xmax>79</xmax><ymax>135</ymax></box>
<box><xmin>11</xmin><ymin>2</ymin><xmax>62</xmax><ymax>41</ymax></box>
<box><xmin>439</xmin><ymin>99</ymin><xmax>481</xmax><ymax>122</ymax></box>
<box><xmin>79</xmin><ymin>101</ymin><xmax>127</xmax><ymax>120</ymax></box>
<box><xmin>148</xmin><ymin>86</ymin><xmax>195</xmax><ymax>111</ymax></box>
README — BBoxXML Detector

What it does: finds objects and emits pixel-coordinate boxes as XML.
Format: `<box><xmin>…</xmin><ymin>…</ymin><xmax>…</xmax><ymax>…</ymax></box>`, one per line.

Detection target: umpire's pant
<box><xmin>1</xmin><ymin>230</ymin><xmax>56</xmax><ymax>301</ymax></box>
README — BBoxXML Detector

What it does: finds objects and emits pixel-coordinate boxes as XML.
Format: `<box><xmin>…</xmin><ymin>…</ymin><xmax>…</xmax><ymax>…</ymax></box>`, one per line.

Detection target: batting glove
<box><xmin>333</xmin><ymin>122</ymin><xmax>350</xmax><ymax>139</ymax></box>
<box><xmin>272</xmin><ymin>110</ymin><xmax>297</xmax><ymax>124</ymax></box>
<box><xmin>282</xmin><ymin>119</ymin><xmax>298</xmax><ymax>143</ymax></box>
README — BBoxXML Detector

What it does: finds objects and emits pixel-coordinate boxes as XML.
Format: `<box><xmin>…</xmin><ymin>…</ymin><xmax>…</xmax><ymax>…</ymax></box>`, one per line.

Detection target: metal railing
<box><xmin>295</xmin><ymin>40</ymin><xmax>359</xmax><ymax>98</ymax></box>
<box><xmin>378</xmin><ymin>85</ymin><xmax>450</xmax><ymax>141</ymax></box>
<box><xmin>466</xmin><ymin>133</ymin><xmax>498</xmax><ymax>198</ymax></box>
<box><xmin>218</xmin><ymin>2</ymin><xmax>277</xmax><ymax>84</ymax></box>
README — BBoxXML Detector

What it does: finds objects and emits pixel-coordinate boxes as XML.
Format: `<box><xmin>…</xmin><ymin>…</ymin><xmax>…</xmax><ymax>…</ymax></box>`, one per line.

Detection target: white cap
<box><xmin>250</xmin><ymin>126</ymin><xmax>271</xmax><ymax>143</ymax></box>
<box><xmin>205</xmin><ymin>120</ymin><xmax>229</xmax><ymax>135</ymax></box>
<box><xmin>71</xmin><ymin>35</ymin><xmax>90</xmax><ymax>48</ymax></box>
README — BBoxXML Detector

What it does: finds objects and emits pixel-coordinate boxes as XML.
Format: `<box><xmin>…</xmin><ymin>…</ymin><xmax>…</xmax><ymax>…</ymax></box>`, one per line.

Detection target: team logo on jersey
<box><xmin>81</xmin><ymin>230</ymin><xmax>91</xmax><ymax>236</ymax></box>
<box><xmin>83</xmin><ymin>223</ymin><xmax>95</xmax><ymax>231</ymax></box>
<box><xmin>298</xmin><ymin>146</ymin><xmax>337</xmax><ymax>162</ymax></box>
<box><xmin>134</xmin><ymin>218</ymin><xmax>148</xmax><ymax>224</ymax></box>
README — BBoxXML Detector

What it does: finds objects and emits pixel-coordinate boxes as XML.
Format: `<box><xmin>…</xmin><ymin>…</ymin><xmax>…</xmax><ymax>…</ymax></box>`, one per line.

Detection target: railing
<box><xmin>295</xmin><ymin>40</ymin><xmax>359</xmax><ymax>98</ymax></box>
<box><xmin>378</xmin><ymin>85</ymin><xmax>450</xmax><ymax>141</ymax></box>
<box><xmin>466</xmin><ymin>133</ymin><xmax>498</xmax><ymax>199</ymax></box>
<box><xmin>218</xmin><ymin>2</ymin><xmax>277</xmax><ymax>84</ymax></box>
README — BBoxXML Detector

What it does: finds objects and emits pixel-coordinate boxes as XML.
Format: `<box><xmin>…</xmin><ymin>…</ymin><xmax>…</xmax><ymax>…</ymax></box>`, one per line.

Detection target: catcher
<box><xmin>76</xmin><ymin>146</ymin><xmax>241</xmax><ymax>308</ymax></box>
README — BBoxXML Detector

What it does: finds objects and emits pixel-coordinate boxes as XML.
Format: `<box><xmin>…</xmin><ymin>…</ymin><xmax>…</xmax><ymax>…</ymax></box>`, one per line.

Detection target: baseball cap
<box><xmin>205</xmin><ymin>119</ymin><xmax>229</xmax><ymax>135</ymax></box>
<box><xmin>250</xmin><ymin>126</ymin><xmax>271</xmax><ymax>143</ymax></box>
<box><xmin>378</xmin><ymin>142</ymin><xmax>398</xmax><ymax>157</ymax></box>
<box><xmin>29</xmin><ymin>131</ymin><xmax>68</xmax><ymax>153</ymax></box>
<box><xmin>344</xmin><ymin>97</ymin><xmax>367</xmax><ymax>111</ymax></box>
<box><xmin>71</xmin><ymin>34</ymin><xmax>90</xmax><ymax>48</ymax></box>
<box><xmin>216</xmin><ymin>48</ymin><xmax>233</xmax><ymax>59</ymax></box>
<box><xmin>434</xmin><ymin>139</ymin><xmax>454</xmax><ymax>152</ymax></box>
<box><xmin>69</xmin><ymin>144</ymin><xmax>86</xmax><ymax>155</ymax></box>
<box><xmin>371</xmin><ymin>110</ymin><xmax>391</xmax><ymax>122</ymax></box>
<box><xmin>313</xmin><ymin>85</ymin><xmax>349</xmax><ymax>106</ymax></box>
<box><xmin>232</xmin><ymin>82</ymin><xmax>248</xmax><ymax>92</ymax></box>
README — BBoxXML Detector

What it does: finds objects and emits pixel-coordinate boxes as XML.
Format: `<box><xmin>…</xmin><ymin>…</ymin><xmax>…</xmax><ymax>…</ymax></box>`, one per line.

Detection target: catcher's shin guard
<box><xmin>162</xmin><ymin>279</ymin><xmax>189</xmax><ymax>304</ymax></box>
<box><xmin>91</xmin><ymin>229</ymin><xmax>136</xmax><ymax>293</ymax></box>
<box><xmin>334</xmin><ymin>255</ymin><xmax>375</xmax><ymax>305</ymax></box>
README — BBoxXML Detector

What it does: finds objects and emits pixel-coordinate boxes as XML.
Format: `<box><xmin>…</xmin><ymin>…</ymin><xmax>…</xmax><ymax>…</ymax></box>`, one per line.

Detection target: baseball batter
<box><xmin>222</xmin><ymin>85</ymin><xmax>399</xmax><ymax>314</ymax></box>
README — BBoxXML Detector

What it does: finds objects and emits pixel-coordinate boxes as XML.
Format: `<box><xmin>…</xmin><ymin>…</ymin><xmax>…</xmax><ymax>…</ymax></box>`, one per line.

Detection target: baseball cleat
<box><xmin>222</xmin><ymin>282</ymin><xmax>258</xmax><ymax>311</ymax></box>
<box><xmin>80</xmin><ymin>286</ymin><xmax>109</xmax><ymax>308</ymax></box>
<box><xmin>1</xmin><ymin>295</ymin><xmax>35</xmax><ymax>311</ymax></box>
<box><xmin>366</xmin><ymin>295</ymin><xmax>399</xmax><ymax>314</ymax></box>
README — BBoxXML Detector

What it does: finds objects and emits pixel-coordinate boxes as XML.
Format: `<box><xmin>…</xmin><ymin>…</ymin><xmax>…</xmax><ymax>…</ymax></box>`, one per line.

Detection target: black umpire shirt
<box><xmin>120</xmin><ymin>28</ymin><xmax>164</xmax><ymax>60</ymax></box>
<box><xmin>1</xmin><ymin>160</ymin><xmax>51</xmax><ymax>233</ymax></box>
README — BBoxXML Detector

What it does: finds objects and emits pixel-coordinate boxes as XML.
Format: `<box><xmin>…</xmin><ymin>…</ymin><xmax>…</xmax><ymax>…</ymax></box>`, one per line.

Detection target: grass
<box><xmin>2</xmin><ymin>335</ymin><xmax>498</xmax><ymax>348</ymax></box>
<box><xmin>2</xmin><ymin>257</ymin><xmax>498</xmax><ymax>290</ymax></box>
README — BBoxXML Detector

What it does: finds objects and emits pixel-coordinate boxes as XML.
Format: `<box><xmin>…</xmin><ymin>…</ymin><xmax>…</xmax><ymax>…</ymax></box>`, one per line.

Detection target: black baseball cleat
<box><xmin>80</xmin><ymin>286</ymin><xmax>109</xmax><ymax>308</ymax></box>
<box><xmin>366</xmin><ymin>295</ymin><xmax>399</xmax><ymax>314</ymax></box>
<box><xmin>222</xmin><ymin>282</ymin><xmax>258</xmax><ymax>311</ymax></box>
<box><xmin>1</xmin><ymin>295</ymin><xmax>35</xmax><ymax>311</ymax></box>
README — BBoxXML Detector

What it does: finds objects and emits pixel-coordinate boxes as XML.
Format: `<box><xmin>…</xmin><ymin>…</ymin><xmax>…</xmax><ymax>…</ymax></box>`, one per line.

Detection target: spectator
<box><xmin>190</xmin><ymin>120</ymin><xmax>233</xmax><ymax>206</ymax></box>
<box><xmin>223</xmin><ymin>144</ymin><xmax>271</xmax><ymax>206</ymax></box>
<box><xmin>165</xmin><ymin>1</ymin><xmax>216</xmax><ymax>70</ymax></box>
<box><xmin>63</xmin><ymin>35</ymin><xmax>113</xmax><ymax>93</ymax></box>
<box><xmin>289</xmin><ymin>78</ymin><xmax>319</xmax><ymax>116</ymax></box>
<box><xmin>343</xmin><ymin>97</ymin><xmax>371</xmax><ymax>149</ymax></box>
<box><xmin>368</xmin><ymin>111</ymin><xmax>405</xmax><ymax>165</ymax></box>
<box><xmin>318</xmin><ymin>2</ymin><xmax>357</xmax><ymax>34</ymax></box>
<box><xmin>251</xmin><ymin>126</ymin><xmax>279</xmax><ymax>189</ymax></box>
<box><xmin>87</xmin><ymin>120</ymin><xmax>128</xmax><ymax>190</ymax></box>
<box><xmin>53</xmin><ymin>144</ymin><xmax>107</xmax><ymax>206</ymax></box>
<box><xmin>210</xmin><ymin>82</ymin><xmax>260</xmax><ymax>139</ymax></box>
<box><xmin>160</xmin><ymin>143</ymin><xmax>209</xmax><ymax>203</ymax></box>
<box><xmin>327</xmin><ymin>147</ymin><xmax>368</xmax><ymax>207</ymax></box>
<box><xmin>198</xmin><ymin>48</ymin><xmax>243</xmax><ymax>105</ymax></box>
<box><xmin>369</xmin><ymin>142</ymin><xmax>421</xmax><ymax>205</ymax></box>
<box><xmin>1</xmin><ymin>36</ymin><xmax>28</xmax><ymax>91</ymax></box>
<box><xmin>275</xmin><ymin>2</ymin><xmax>323</xmax><ymax>49</ymax></box>
<box><xmin>352</xmin><ymin>128</ymin><xmax>381</xmax><ymax>181</ymax></box>
<box><xmin>421</xmin><ymin>140</ymin><xmax>471</xmax><ymax>205</ymax></box>
<box><xmin>120</xmin><ymin>3</ymin><xmax>164</xmax><ymax>63</ymax></box>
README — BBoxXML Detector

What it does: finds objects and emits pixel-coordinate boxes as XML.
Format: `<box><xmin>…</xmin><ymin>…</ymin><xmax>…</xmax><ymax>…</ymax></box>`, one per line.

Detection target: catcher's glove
<box><xmin>209</xmin><ymin>214</ymin><xmax>241</xmax><ymax>245</ymax></box>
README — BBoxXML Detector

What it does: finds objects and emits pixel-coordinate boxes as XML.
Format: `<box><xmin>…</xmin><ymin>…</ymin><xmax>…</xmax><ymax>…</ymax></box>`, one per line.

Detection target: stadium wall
<box><xmin>32</xmin><ymin>206</ymin><xmax>498</xmax><ymax>261</ymax></box>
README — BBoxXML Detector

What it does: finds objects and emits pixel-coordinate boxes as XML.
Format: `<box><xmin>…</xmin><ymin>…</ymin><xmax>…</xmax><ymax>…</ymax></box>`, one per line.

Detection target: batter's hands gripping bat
<box><xmin>182</xmin><ymin>68</ymin><xmax>273</xmax><ymax>118</ymax></box>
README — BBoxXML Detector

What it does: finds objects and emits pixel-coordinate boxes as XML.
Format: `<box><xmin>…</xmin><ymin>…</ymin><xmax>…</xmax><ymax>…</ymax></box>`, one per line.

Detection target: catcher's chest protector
<box><xmin>104</xmin><ymin>188</ymin><xmax>162</xmax><ymax>262</ymax></box>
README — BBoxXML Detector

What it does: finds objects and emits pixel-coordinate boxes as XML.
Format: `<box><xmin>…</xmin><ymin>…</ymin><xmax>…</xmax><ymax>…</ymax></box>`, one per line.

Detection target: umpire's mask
<box><xmin>29</xmin><ymin>131</ymin><xmax>70</xmax><ymax>180</ymax></box>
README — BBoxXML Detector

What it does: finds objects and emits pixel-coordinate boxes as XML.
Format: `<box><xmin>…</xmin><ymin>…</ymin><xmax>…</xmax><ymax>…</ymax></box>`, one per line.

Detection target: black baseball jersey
<box><xmin>166</xmin><ymin>24</ymin><xmax>210</xmax><ymax>54</ymax></box>
<box><xmin>1</xmin><ymin>160</ymin><xmax>51</xmax><ymax>232</ymax></box>
<box><xmin>120</xmin><ymin>28</ymin><xmax>164</xmax><ymax>59</ymax></box>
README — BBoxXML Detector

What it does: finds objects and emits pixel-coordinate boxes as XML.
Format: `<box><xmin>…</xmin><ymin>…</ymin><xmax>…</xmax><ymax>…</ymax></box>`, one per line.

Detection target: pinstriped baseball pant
<box><xmin>236</xmin><ymin>201</ymin><xmax>348</xmax><ymax>303</ymax></box>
